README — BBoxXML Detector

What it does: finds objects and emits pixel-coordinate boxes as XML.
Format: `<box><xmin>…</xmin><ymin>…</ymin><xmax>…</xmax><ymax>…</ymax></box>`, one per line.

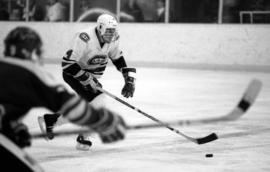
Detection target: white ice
<box><xmin>23</xmin><ymin>64</ymin><xmax>270</xmax><ymax>172</ymax></box>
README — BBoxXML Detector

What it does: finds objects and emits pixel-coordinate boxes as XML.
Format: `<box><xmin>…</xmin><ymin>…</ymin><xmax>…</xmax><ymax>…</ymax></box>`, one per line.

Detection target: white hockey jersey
<box><xmin>62</xmin><ymin>27</ymin><xmax>123</xmax><ymax>78</ymax></box>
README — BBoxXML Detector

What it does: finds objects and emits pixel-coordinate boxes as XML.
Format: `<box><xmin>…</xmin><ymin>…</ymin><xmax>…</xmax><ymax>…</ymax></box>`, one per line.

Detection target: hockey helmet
<box><xmin>4</xmin><ymin>26</ymin><xmax>43</xmax><ymax>61</ymax></box>
<box><xmin>97</xmin><ymin>13</ymin><xmax>118</xmax><ymax>43</ymax></box>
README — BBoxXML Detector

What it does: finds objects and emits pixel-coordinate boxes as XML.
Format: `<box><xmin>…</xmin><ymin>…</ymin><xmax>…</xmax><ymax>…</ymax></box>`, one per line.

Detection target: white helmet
<box><xmin>97</xmin><ymin>14</ymin><xmax>118</xmax><ymax>42</ymax></box>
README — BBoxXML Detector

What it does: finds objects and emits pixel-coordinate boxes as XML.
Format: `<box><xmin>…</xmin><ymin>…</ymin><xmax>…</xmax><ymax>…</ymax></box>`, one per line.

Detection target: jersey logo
<box><xmin>88</xmin><ymin>55</ymin><xmax>107</xmax><ymax>65</ymax></box>
<box><xmin>79</xmin><ymin>32</ymin><xmax>90</xmax><ymax>43</ymax></box>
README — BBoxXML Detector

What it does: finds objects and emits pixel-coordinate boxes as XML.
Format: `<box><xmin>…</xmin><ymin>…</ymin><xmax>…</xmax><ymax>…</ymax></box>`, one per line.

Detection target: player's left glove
<box><xmin>1</xmin><ymin>121</ymin><xmax>31</xmax><ymax>148</ymax></box>
<box><xmin>121</xmin><ymin>67</ymin><xmax>136</xmax><ymax>98</ymax></box>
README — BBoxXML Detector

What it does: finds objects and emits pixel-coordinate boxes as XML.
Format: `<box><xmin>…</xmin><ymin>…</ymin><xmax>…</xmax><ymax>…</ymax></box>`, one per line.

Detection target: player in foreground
<box><xmin>38</xmin><ymin>13</ymin><xmax>136</xmax><ymax>150</ymax></box>
<box><xmin>0</xmin><ymin>26</ymin><xmax>127</xmax><ymax>171</ymax></box>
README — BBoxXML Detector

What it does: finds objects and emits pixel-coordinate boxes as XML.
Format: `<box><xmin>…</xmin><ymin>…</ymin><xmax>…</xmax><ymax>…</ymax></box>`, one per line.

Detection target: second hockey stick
<box><xmin>128</xmin><ymin>78</ymin><xmax>262</xmax><ymax>129</ymax></box>
<box><xmin>96</xmin><ymin>88</ymin><xmax>218</xmax><ymax>145</ymax></box>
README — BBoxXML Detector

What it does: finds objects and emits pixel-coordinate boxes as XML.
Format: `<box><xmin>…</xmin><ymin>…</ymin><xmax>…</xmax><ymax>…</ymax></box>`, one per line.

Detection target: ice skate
<box><xmin>76</xmin><ymin>134</ymin><xmax>92</xmax><ymax>151</ymax></box>
<box><xmin>38</xmin><ymin>114</ymin><xmax>59</xmax><ymax>140</ymax></box>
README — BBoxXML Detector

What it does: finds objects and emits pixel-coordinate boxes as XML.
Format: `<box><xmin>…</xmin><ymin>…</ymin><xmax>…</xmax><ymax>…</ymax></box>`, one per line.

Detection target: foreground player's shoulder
<box><xmin>3</xmin><ymin>57</ymin><xmax>62</xmax><ymax>87</ymax></box>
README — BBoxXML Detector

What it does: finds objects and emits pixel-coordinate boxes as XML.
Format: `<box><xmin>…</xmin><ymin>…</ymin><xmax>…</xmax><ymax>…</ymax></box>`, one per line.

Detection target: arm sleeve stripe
<box><xmin>74</xmin><ymin>72</ymin><xmax>90</xmax><ymax>81</ymax></box>
<box><xmin>60</xmin><ymin>96</ymin><xmax>97</xmax><ymax>125</ymax></box>
<box><xmin>62</xmin><ymin>99</ymin><xmax>88</xmax><ymax>122</ymax></box>
<box><xmin>62</xmin><ymin>59</ymin><xmax>76</xmax><ymax>66</ymax></box>
<box><xmin>80</xmin><ymin>75</ymin><xmax>93</xmax><ymax>85</ymax></box>
<box><xmin>127</xmin><ymin>72</ymin><xmax>136</xmax><ymax>78</ymax></box>
<box><xmin>89</xmin><ymin>109</ymin><xmax>109</xmax><ymax>130</ymax></box>
<box><xmin>63</xmin><ymin>57</ymin><xmax>76</xmax><ymax>62</ymax></box>
<box><xmin>66</xmin><ymin>101</ymin><xmax>89</xmax><ymax>124</ymax></box>
<box><xmin>69</xmin><ymin>105</ymin><xmax>92</xmax><ymax>125</ymax></box>
<box><xmin>74</xmin><ymin>70</ymin><xmax>86</xmax><ymax>78</ymax></box>
<box><xmin>89</xmin><ymin>109</ymin><xmax>114</xmax><ymax>132</ymax></box>
<box><xmin>62</xmin><ymin>61</ymin><xmax>74</xmax><ymax>67</ymax></box>
<box><xmin>91</xmin><ymin>72</ymin><xmax>104</xmax><ymax>76</ymax></box>
<box><xmin>60</xmin><ymin>96</ymin><xmax>81</xmax><ymax>114</ymax></box>
<box><xmin>62</xmin><ymin>63</ymin><xmax>72</xmax><ymax>70</ymax></box>
<box><xmin>112</xmin><ymin>56</ymin><xmax>127</xmax><ymax>71</ymax></box>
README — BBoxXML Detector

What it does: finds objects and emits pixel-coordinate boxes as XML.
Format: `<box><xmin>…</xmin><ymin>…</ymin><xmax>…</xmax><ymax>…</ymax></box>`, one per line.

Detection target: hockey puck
<box><xmin>205</xmin><ymin>154</ymin><xmax>213</xmax><ymax>158</ymax></box>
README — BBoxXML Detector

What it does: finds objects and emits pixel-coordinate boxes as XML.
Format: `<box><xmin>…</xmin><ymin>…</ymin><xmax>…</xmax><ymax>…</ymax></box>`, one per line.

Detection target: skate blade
<box><xmin>76</xmin><ymin>143</ymin><xmax>91</xmax><ymax>151</ymax></box>
<box><xmin>37</xmin><ymin>116</ymin><xmax>49</xmax><ymax>141</ymax></box>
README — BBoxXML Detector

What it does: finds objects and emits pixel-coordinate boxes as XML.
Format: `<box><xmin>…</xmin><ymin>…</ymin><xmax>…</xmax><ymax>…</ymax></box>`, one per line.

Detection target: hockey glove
<box><xmin>121</xmin><ymin>67</ymin><xmax>136</xmax><ymax>98</ymax></box>
<box><xmin>1</xmin><ymin>122</ymin><xmax>31</xmax><ymax>148</ymax></box>
<box><xmin>90</xmin><ymin>108</ymin><xmax>126</xmax><ymax>144</ymax></box>
<box><xmin>76</xmin><ymin>72</ymin><xmax>102</xmax><ymax>93</ymax></box>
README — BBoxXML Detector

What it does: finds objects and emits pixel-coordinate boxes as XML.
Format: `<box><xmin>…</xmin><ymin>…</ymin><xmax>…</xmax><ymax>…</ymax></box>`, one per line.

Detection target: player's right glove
<box><xmin>90</xmin><ymin>108</ymin><xmax>126</xmax><ymax>143</ymax></box>
<box><xmin>121</xmin><ymin>67</ymin><xmax>136</xmax><ymax>98</ymax></box>
<box><xmin>75</xmin><ymin>72</ymin><xmax>102</xmax><ymax>93</ymax></box>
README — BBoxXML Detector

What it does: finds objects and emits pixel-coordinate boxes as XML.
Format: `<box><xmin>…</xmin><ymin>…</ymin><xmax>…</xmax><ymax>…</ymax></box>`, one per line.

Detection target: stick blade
<box><xmin>238</xmin><ymin>79</ymin><xmax>262</xmax><ymax>112</ymax></box>
<box><xmin>196</xmin><ymin>133</ymin><xmax>218</xmax><ymax>144</ymax></box>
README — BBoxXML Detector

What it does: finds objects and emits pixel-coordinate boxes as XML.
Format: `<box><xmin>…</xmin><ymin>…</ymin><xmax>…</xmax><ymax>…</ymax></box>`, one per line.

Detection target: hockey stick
<box><xmin>32</xmin><ymin>79</ymin><xmax>262</xmax><ymax>142</ymax></box>
<box><xmin>128</xmin><ymin>78</ymin><xmax>262</xmax><ymax>129</ymax></box>
<box><xmin>96</xmin><ymin>88</ymin><xmax>217</xmax><ymax>145</ymax></box>
<box><xmin>32</xmin><ymin>126</ymin><xmax>216</xmax><ymax>145</ymax></box>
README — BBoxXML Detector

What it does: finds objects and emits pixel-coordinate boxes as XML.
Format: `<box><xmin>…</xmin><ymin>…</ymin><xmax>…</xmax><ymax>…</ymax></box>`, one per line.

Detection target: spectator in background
<box><xmin>46</xmin><ymin>0</ymin><xmax>66</xmax><ymax>21</ymax></box>
<box><xmin>80</xmin><ymin>0</ymin><xmax>91</xmax><ymax>15</ymax></box>
<box><xmin>9</xmin><ymin>0</ymin><xmax>25</xmax><ymax>21</ymax></box>
<box><xmin>155</xmin><ymin>0</ymin><xmax>165</xmax><ymax>22</ymax></box>
<box><xmin>265</xmin><ymin>1</ymin><xmax>270</xmax><ymax>23</ymax></box>
<box><xmin>202</xmin><ymin>0</ymin><xmax>219</xmax><ymax>23</ymax></box>
<box><xmin>23</xmin><ymin>0</ymin><xmax>45</xmax><ymax>21</ymax></box>
<box><xmin>121</xmin><ymin>0</ymin><xmax>144</xmax><ymax>22</ymax></box>
<box><xmin>154</xmin><ymin>0</ymin><xmax>175</xmax><ymax>23</ymax></box>
<box><xmin>222</xmin><ymin>0</ymin><xmax>241</xmax><ymax>23</ymax></box>
<box><xmin>240</xmin><ymin>0</ymin><xmax>265</xmax><ymax>10</ymax></box>
<box><xmin>0</xmin><ymin>1</ymin><xmax>9</xmax><ymax>21</ymax></box>
<box><xmin>239</xmin><ymin>0</ymin><xmax>266</xmax><ymax>23</ymax></box>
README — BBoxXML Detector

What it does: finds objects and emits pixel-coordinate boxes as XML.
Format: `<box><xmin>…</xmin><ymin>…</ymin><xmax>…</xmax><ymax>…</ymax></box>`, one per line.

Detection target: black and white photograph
<box><xmin>0</xmin><ymin>0</ymin><xmax>270</xmax><ymax>171</ymax></box>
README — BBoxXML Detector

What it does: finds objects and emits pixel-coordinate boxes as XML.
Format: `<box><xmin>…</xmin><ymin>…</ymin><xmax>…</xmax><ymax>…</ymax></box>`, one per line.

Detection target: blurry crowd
<box><xmin>0</xmin><ymin>0</ymin><xmax>68</xmax><ymax>21</ymax></box>
<box><xmin>0</xmin><ymin>0</ymin><xmax>270</xmax><ymax>23</ymax></box>
<box><xmin>223</xmin><ymin>0</ymin><xmax>270</xmax><ymax>23</ymax></box>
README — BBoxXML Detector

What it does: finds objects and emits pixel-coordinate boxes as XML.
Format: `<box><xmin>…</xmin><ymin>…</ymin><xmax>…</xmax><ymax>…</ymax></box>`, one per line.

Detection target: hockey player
<box><xmin>0</xmin><ymin>26</ymin><xmax>127</xmax><ymax>171</ymax></box>
<box><xmin>37</xmin><ymin>13</ymin><xmax>136</xmax><ymax>150</ymax></box>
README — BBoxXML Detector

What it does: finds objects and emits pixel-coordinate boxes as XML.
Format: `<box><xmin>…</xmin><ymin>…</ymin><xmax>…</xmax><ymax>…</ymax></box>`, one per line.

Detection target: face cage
<box><xmin>101</xmin><ymin>28</ymin><xmax>117</xmax><ymax>43</ymax></box>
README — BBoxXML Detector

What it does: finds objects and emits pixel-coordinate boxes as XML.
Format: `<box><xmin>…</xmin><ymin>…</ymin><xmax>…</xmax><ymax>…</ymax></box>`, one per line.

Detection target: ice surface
<box><xmin>23</xmin><ymin>65</ymin><xmax>270</xmax><ymax>172</ymax></box>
